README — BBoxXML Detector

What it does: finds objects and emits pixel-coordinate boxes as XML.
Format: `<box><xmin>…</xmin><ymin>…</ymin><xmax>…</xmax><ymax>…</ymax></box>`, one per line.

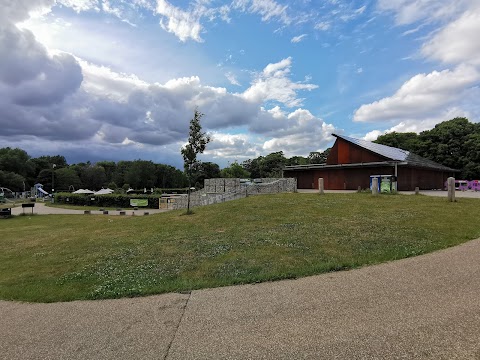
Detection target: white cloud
<box><xmin>233</xmin><ymin>0</ymin><xmax>291</xmax><ymax>24</ymax></box>
<box><xmin>260</xmin><ymin>108</ymin><xmax>336</xmax><ymax>156</ymax></box>
<box><xmin>0</xmin><ymin>0</ymin><xmax>54</xmax><ymax>23</ymax></box>
<box><xmin>314</xmin><ymin>21</ymin><xmax>331</xmax><ymax>31</ymax></box>
<box><xmin>354</xmin><ymin>65</ymin><xmax>480</xmax><ymax>122</ymax></box>
<box><xmin>206</xmin><ymin>133</ymin><xmax>259</xmax><ymax>159</ymax></box>
<box><xmin>156</xmin><ymin>0</ymin><xmax>203</xmax><ymax>42</ymax></box>
<box><xmin>291</xmin><ymin>34</ymin><xmax>307</xmax><ymax>43</ymax></box>
<box><xmin>57</xmin><ymin>0</ymin><xmax>99</xmax><ymax>13</ymax></box>
<box><xmin>225</xmin><ymin>72</ymin><xmax>241</xmax><ymax>86</ymax></box>
<box><xmin>363</xmin><ymin>107</ymin><xmax>473</xmax><ymax>142</ymax></box>
<box><xmin>377</xmin><ymin>0</ymin><xmax>477</xmax><ymax>25</ymax></box>
<box><xmin>242</xmin><ymin>57</ymin><xmax>318</xmax><ymax>107</ymax></box>
<box><xmin>422</xmin><ymin>8</ymin><xmax>480</xmax><ymax>66</ymax></box>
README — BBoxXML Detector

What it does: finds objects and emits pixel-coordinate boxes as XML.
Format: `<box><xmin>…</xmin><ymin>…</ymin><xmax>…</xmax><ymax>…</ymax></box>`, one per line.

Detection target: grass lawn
<box><xmin>1</xmin><ymin>193</ymin><xmax>479</xmax><ymax>303</ymax></box>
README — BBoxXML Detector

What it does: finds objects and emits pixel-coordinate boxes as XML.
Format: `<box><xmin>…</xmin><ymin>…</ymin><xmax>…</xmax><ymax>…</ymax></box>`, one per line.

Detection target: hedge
<box><xmin>54</xmin><ymin>193</ymin><xmax>162</xmax><ymax>209</ymax></box>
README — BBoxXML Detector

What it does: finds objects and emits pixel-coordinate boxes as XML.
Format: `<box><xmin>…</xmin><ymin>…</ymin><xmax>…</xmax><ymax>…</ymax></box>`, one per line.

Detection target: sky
<box><xmin>1</xmin><ymin>0</ymin><xmax>479</xmax><ymax>169</ymax></box>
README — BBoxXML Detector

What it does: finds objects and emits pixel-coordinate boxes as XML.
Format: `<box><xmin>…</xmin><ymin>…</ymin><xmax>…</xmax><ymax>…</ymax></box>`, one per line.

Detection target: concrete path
<box><xmin>9</xmin><ymin>203</ymin><xmax>169</xmax><ymax>216</ymax></box>
<box><xmin>1</xmin><ymin>239</ymin><xmax>480</xmax><ymax>359</ymax></box>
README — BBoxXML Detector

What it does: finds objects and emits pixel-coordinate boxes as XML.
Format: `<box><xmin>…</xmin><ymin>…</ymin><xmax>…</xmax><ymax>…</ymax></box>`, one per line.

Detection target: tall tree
<box><xmin>220</xmin><ymin>162</ymin><xmax>251</xmax><ymax>178</ymax></box>
<box><xmin>181</xmin><ymin>109</ymin><xmax>211</xmax><ymax>186</ymax></box>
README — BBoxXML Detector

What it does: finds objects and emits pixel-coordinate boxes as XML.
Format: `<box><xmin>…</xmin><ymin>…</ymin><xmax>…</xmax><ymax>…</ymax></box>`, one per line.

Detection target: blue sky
<box><xmin>1</xmin><ymin>0</ymin><xmax>479</xmax><ymax>168</ymax></box>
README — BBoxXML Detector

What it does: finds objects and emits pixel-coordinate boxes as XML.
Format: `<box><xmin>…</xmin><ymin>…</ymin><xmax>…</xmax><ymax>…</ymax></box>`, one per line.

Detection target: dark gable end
<box><xmin>327</xmin><ymin>135</ymin><xmax>390</xmax><ymax>165</ymax></box>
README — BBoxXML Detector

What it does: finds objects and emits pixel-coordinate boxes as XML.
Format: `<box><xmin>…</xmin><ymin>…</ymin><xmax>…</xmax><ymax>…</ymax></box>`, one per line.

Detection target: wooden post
<box><xmin>447</xmin><ymin>177</ymin><xmax>455</xmax><ymax>202</ymax></box>
<box><xmin>357</xmin><ymin>185</ymin><xmax>361</xmax><ymax>193</ymax></box>
<box><xmin>318</xmin><ymin>178</ymin><xmax>324</xmax><ymax>195</ymax></box>
<box><xmin>372</xmin><ymin>178</ymin><xmax>379</xmax><ymax>196</ymax></box>
<box><xmin>415</xmin><ymin>187</ymin><xmax>419</xmax><ymax>195</ymax></box>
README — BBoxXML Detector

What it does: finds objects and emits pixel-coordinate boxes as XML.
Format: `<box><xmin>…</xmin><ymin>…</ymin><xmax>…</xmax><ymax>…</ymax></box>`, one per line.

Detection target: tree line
<box><xmin>0</xmin><ymin>147</ymin><xmax>329</xmax><ymax>192</ymax></box>
<box><xmin>3</xmin><ymin>116</ymin><xmax>475</xmax><ymax>192</ymax></box>
<box><xmin>374</xmin><ymin>117</ymin><xmax>480</xmax><ymax>180</ymax></box>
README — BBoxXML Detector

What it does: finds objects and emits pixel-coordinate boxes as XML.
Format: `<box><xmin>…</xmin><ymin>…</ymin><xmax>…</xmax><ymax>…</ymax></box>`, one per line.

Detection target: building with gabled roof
<box><xmin>283</xmin><ymin>134</ymin><xmax>458</xmax><ymax>191</ymax></box>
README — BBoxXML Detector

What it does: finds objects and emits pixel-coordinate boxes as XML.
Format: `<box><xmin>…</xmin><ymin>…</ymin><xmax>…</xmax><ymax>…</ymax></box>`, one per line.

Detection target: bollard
<box><xmin>103</xmin><ymin>210</ymin><xmax>108</xmax><ymax>215</ymax></box>
<box><xmin>447</xmin><ymin>177</ymin><xmax>455</xmax><ymax>202</ymax></box>
<box><xmin>144</xmin><ymin>212</ymin><xmax>149</xmax><ymax>216</ymax></box>
<box><xmin>372</xmin><ymin>178</ymin><xmax>379</xmax><ymax>196</ymax></box>
<box><xmin>357</xmin><ymin>185</ymin><xmax>361</xmax><ymax>193</ymax></box>
<box><xmin>84</xmin><ymin>210</ymin><xmax>91</xmax><ymax>215</ymax></box>
<box><xmin>415</xmin><ymin>187</ymin><xmax>419</xmax><ymax>195</ymax></box>
<box><xmin>318</xmin><ymin>178</ymin><xmax>325</xmax><ymax>195</ymax></box>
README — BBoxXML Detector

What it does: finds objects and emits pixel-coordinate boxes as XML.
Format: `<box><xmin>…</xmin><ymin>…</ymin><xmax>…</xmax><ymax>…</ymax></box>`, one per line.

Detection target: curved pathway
<box><xmin>1</xmin><ymin>238</ymin><xmax>480</xmax><ymax>359</ymax></box>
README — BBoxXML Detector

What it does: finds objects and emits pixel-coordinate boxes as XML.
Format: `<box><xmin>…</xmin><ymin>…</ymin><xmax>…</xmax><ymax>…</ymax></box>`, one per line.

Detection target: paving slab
<box><xmin>0</xmin><ymin>293</ymin><xmax>189</xmax><ymax>360</ymax></box>
<box><xmin>168</xmin><ymin>239</ymin><xmax>480</xmax><ymax>360</ymax></box>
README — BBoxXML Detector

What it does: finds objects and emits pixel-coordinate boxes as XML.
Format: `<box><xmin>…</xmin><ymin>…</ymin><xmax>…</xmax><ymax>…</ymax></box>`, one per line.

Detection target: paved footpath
<box><xmin>1</xmin><ymin>239</ymin><xmax>480</xmax><ymax>359</ymax></box>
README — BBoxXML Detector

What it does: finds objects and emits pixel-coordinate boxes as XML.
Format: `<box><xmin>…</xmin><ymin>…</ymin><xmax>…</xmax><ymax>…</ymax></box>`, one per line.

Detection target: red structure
<box><xmin>284</xmin><ymin>134</ymin><xmax>458</xmax><ymax>191</ymax></box>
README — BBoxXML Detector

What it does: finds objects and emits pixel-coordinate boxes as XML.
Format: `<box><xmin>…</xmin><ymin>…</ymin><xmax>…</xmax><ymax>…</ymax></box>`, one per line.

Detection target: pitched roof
<box><xmin>333</xmin><ymin>134</ymin><xmax>458</xmax><ymax>172</ymax></box>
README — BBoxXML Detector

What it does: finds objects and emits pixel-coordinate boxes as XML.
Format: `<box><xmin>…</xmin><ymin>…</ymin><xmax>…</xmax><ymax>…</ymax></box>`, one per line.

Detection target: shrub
<box><xmin>55</xmin><ymin>193</ymin><xmax>162</xmax><ymax>208</ymax></box>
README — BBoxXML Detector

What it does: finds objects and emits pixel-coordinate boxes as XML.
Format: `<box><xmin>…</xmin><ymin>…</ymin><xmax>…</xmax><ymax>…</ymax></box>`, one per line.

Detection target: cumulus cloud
<box><xmin>363</xmin><ymin>106</ymin><xmax>474</xmax><ymax>142</ymax></box>
<box><xmin>242</xmin><ymin>57</ymin><xmax>318</xmax><ymax>107</ymax></box>
<box><xmin>1</xmin><ymin>0</ymin><xmax>333</xmax><ymax>164</ymax></box>
<box><xmin>354</xmin><ymin>65</ymin><xmax>480</xmax><ymax>123</ymax></box>
<box><xmin>422</xmin><ymin>8</ymin><xmax>480</xmax><ymax>66</ymax></box>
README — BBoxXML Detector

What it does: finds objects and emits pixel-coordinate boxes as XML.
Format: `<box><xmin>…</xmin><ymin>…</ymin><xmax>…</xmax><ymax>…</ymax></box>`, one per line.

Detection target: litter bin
<box><xmin>380</xmin><ymin>175</ymin><xmax>397</xmax><ymax>193</ymax></box>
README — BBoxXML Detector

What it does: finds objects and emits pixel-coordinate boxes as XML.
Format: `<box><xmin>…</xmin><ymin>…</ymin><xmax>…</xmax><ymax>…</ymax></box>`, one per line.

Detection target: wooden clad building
<box><xmin>284</xmin><ymin>134</ymin><xmax>458</xmax><ymax>191</ymax></box>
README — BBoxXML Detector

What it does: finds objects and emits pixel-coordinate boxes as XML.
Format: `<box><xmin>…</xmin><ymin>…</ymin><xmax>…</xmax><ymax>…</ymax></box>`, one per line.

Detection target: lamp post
<box><xmin>51</xmin><ymin>164</ymin><xmax>56</xmax><ymax>200</ymax></box>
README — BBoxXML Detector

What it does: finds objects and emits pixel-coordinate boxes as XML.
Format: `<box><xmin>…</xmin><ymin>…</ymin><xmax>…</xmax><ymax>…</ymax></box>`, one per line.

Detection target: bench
<box><xmin>0</xmin><ymin>208</ymin><xmax>11</xmax><ymax>218</ymax></box>
<box><xmin>22</xmin><ymin>203</ymin><xmax>35</xmax><ymax>214</ymax></box>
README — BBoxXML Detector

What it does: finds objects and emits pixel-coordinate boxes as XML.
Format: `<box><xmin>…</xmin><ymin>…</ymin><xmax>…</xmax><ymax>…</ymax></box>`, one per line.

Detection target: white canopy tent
<box><xmin>94</xmin><ymin>188</ymin><xmax>114</xmax><ymax>195</ymax></box>
<box><xmin>72</xmin><ymin>189</ymin><xmax>95</xmax><ymax>194</ymax></box>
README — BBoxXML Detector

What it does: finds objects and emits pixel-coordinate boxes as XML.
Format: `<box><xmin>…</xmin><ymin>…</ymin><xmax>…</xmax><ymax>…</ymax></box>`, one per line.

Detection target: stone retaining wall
<box><xmin>171</xmin><ymin>178</ymin><xmax>297</xmax><ymax>210</ymax></box>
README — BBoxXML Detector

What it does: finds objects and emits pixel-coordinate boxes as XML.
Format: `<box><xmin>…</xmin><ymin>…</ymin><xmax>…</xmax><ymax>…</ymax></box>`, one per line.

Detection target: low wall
<box><xmin>171</xmin><ymin>178</ymin><xmax>297</xmax><ymax>210</ymax></box>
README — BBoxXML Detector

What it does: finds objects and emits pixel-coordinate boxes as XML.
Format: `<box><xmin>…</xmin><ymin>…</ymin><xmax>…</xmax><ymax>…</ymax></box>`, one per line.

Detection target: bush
<box><xmin>55</xmin><ymin>193</ymin><xmax>162</xmax><ymax>209</ymax></box>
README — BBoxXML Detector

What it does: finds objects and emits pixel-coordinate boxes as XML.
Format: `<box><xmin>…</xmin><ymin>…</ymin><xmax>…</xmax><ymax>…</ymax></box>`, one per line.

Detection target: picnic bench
<box><xmin>0</xmin><ymin>208</ymin><xmax>11</xmax><ymax>218</ymax></box>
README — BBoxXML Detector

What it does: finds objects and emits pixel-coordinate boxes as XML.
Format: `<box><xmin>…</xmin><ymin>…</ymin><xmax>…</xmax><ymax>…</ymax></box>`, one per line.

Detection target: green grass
<box><xmin>1</xmin><ymin>193</ymin><xmax>479</xmax><ymax>303</ymax></box>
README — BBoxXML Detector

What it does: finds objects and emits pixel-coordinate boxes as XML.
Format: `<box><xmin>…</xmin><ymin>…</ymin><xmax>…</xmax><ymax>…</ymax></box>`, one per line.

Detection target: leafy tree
<box><xmin>55</xmin><ymin>167</ymin><xmax>82</xmax><ymax>191</ymax></box>
<box><xmin>191</xmin><ymin>161</ymin><xmax>220</xmax><ymax>187</ymax></box>
<box><xmin>96</xmin><ymin>161</ymin><xmax>117</xmax><ymax>184</ymax></box>
<box><xmin>308</xmin><ymin>149</ymin><xmax>330</xmax><ymax>164</ymax></box>
<box><xmin>35</xmin><ymin>169</ymin><xmax>54</xmax><ymax>192</ymax></box>
<box><xmin>220</xmin><ymin>162</ymin><xmax>251</xmax><ymax>178</ymax></box>
<box><xmin>156</xmin><ymin>164</ymin><xmax>188</xmax><ymax>188</ymax></box>
<box><xmin>80</xmin><ymin>165</ymin><xmax>107</xmax><ymax>190</ymax></box>
<box><xmin>374</xmin><ymin>132</ymin><xmax>420</xmax><ymax>152</ymax></box>
<box><xmin>286</xmin><ymin>156</ymin><xmax>309</xmax><ymax>166</ymax></box>
<box><xmin>112</xmin><ymin>161</ymin><xmax>131</xmax><ymax>188</ymax></box>
<box><xmin>181</xmin><ymin>109</ymin><xmax>211</xmax><ymax>186</ymax></box>
<box><xmin>0</xmin><ymin>170</ymin><xmax>26</xmax><ymax>191</ymax></box>
<box><xmin>124</xmin><ymin>160</ymin><xmax>157</xmax><ymax>189</ymax></box>
<box><xmin>0</xmin><ymin>147</ymin><xmax>33</xmax><ymax>177</ymax></box>
<box><xmin>242</xmin><ymin>152</ymin><xmax>287</xmax><ymax>178</ymax></box>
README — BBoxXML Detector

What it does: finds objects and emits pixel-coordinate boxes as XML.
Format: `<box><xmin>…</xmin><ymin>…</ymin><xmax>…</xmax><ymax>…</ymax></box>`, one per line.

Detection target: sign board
<box><xmin>130</xmin><ymin>199</ymin><xmax>148</xmax><ymax>207</ymax></box>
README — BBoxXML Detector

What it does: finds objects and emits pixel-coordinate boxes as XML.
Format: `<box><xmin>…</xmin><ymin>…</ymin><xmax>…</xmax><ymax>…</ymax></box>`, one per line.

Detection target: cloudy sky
<box><xmin>1</xmin><ymin>0</ymin><xmax>479</xmax><ymax>168</ymax></box>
